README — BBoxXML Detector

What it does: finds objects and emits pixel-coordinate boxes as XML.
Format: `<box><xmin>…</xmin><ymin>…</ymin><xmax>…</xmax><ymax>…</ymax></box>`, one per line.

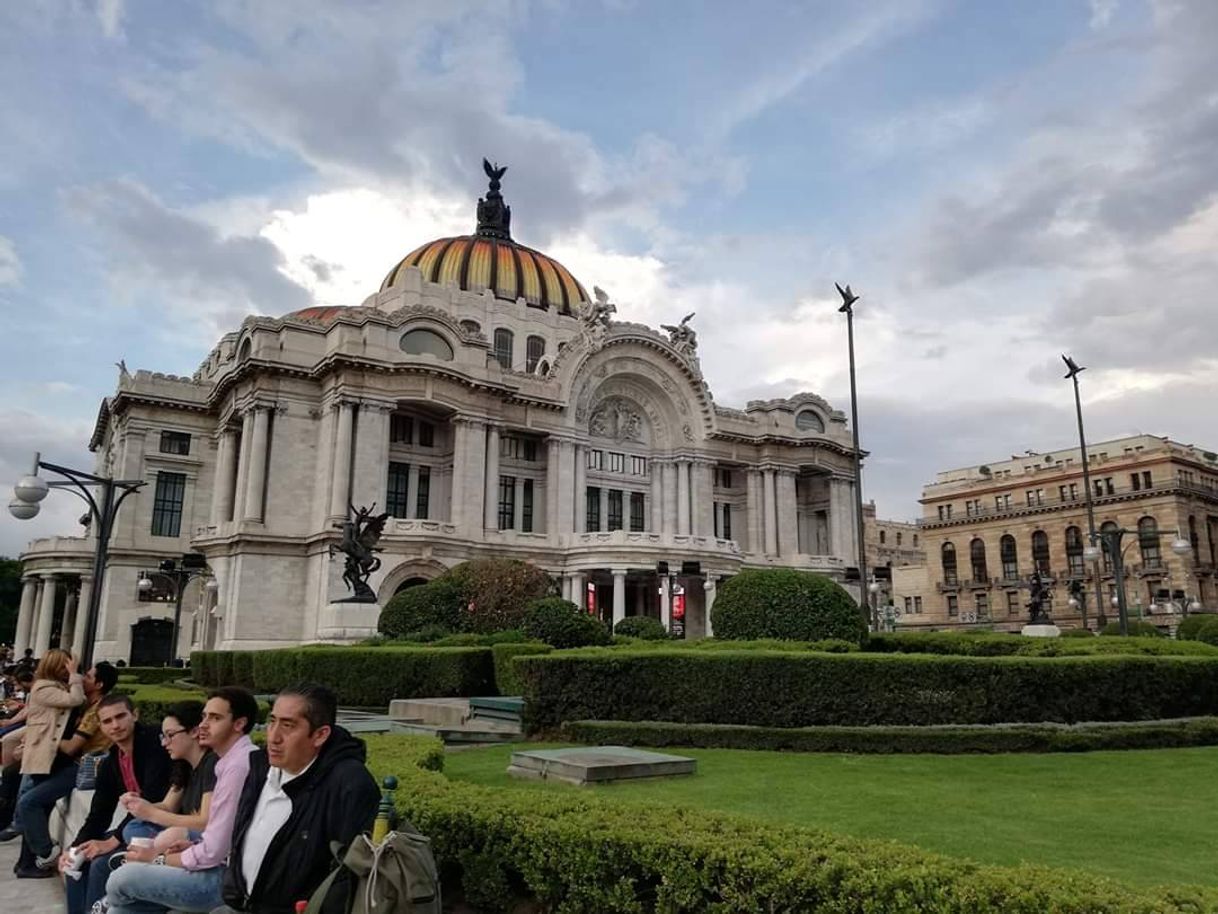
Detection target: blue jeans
<box><xmin>17</xmin><ymin>763</ymin><xmax>78</xmax><ymax>856</ymax></box>
<box><xmin>121</xmin><ymin>819</ymin><xmax>164</xmax><ymax>844</ymax></box>
<box><xmin>66</xmin><ymin>847</ymin><xmax>121</xmax><ymax>914</ymax></box>
<box><xmin>104</xmin><ymin>861</ymin><xmax>226</xmax><ymax>914</ymax></box>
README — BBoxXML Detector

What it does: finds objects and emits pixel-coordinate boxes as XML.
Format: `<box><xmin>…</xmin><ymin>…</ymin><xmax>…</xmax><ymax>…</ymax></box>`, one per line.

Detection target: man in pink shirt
<box><xmin>99</xmin><ymin>687</ymin><xmax>260</xmax><ymax>914</ymax></box>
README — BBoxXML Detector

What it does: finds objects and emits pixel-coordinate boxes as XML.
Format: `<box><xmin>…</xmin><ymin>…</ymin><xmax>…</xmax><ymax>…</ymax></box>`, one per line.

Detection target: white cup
<box><xmin>129</xmin><ymin>837</ymin><xmax>154</xmax><ymax>850</ymax></box>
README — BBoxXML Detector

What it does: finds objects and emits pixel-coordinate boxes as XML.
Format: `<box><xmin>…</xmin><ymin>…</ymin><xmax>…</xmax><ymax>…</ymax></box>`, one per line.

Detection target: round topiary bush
<box><xmin>447</xmin><ymin>559</ymin><xmax>555</xmax><ymax>634</ymax></box>
<box><xmin>1193</xmin><ymin>617</ymin><xmax>1218</xmax><ymax>647</ymax></box>
<box><xmin>710</xmin><ymin>569</ymin><xmax>867</xmax><ymax>644</ymax></box>
<box><xmin>1175</xmin><ymin>614</ymin><xmax>1215</xmax><ymax>641</ymax></box>
<box><xmin>378</xmin><ymin>578</ymin><xmax>463</xmax><ymax>638</ymax></box>
<box><xmin>613</xmin><ymin>616</ymin><xmax>669</xmax><ymax>640</ymax></box>
<box><xmin>1099</xmin><ymin>620</ymin><xmax>1162</xmax><ymax>638</ymax></box>
<box><xmin>523</xmin><ymin>598</ymin><xmax>611</xmax><ymax>649</ymax></box>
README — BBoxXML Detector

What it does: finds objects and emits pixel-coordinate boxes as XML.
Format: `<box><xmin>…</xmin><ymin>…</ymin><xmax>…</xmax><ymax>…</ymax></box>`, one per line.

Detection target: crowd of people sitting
<box><xmin>0</xmin><ymin>645</ymin><xmax>381</xmax><ymax>914</ymax></box>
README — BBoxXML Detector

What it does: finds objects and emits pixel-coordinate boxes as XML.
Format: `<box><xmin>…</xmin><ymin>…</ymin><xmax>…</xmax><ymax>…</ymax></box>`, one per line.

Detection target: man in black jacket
<box><xmin>216</xmin><ymin>682</ymin><xmax>379</xmax><ymax>914</ymax></box>
<box><xmin>63</xmin><ymin>693</ymin><xmax>173</xmax><ymax>914</ymax></box>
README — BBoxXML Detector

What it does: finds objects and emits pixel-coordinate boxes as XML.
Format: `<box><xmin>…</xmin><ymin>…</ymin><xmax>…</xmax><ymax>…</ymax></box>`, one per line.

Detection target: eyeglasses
<box><xmin>159</xmin><ymin>728</ymin><xmax>188</xmax><ymax>743</ymax></box>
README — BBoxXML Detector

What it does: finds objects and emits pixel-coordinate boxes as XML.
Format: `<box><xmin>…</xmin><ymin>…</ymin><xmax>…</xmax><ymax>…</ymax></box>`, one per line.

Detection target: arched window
<box><xmin>525</xmin><ymin>335</ymin><xmax>546</xmax><ymax>373</ymax></box>
<box><xmin>795</xmin><ymin>410</ymin><xmax>825</xmax><ymax>432</ymax></box>
<box><xmin>1065</xmin><ymin>526</ymin><xmax>1085</xmax><ymax>576</ymax></box>
<box><xmin>1031</xmin><ymin>530</ymin><xmax>1050</xmax><ymax>575</ymax></box>
<box><xmin>1000</xmin><ymin>534</ymin><xmax>1018</xmax><ymax>580</ymax></box>
<box><xmin>879</xmin><ymin>530</ymin><xmax>886</xmax><ymax>544</ymax></box>
<box><xmin>399</xmin><ymin>328</ymin><xmax>454</xmax><ymax>360</ymax></box>
<box><xmin>1138</xmin><ymin>516</ymin><xmax>1161</xmax><ymax>568</ymax></box>
<box><xmin>896</xmin><ymin>532</ymin><xmax>903</xmax><ymax>546</ymax></box>
<box><xmin>941</xmin><ymin>542</ymin><xmax>958</xmax><ymax>586</ymax></box>
<box><xmin>970</xmin><ymin>538</ymin><xmax>988</xmax><ymax>582</ymax></box>
<box><xmin>1100</xmin><ymin>521</ymin><xmax>1119</xmax><ymax>572</ymax></box>
<box><xmin>493</xmin><ymin>328</ymin><xmax>514</xmax><ymax>369</ymax></box>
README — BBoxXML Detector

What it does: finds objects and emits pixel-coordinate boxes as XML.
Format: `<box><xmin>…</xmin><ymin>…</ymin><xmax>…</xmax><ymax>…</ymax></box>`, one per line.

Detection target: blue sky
<box><xmin>3</xmin><ymin>0</ymin><xmax>1216</xmax><ymax>555</ymax></box>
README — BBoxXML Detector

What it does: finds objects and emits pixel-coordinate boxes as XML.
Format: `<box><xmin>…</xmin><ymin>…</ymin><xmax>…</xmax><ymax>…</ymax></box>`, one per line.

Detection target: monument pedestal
<box><xmin>316</xmin><ymin>601</ymin><xmax>381</xmax><ymax>642</ymax></box>
<box><xmin>1021</xmin><ymin>623</ymin><xmax>1061</xmax><ymax>638</ymax></box>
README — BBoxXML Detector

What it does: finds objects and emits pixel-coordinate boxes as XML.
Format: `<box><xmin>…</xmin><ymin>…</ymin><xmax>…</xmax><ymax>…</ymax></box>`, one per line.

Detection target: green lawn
<box><xmin>444</xmin><ymin>743</ymin><xmax>1218</xmax><ymax>888</ymax></box>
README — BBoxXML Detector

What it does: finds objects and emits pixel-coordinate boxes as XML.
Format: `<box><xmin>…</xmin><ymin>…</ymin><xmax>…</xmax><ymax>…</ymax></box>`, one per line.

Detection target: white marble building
<box><xmin>16</xmin><ymin>167</ymin><xmax>862</xmax><ymax>662</ymax></box>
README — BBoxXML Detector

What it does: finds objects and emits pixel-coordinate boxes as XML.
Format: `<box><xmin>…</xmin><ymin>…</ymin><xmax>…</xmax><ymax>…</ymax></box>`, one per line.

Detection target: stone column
<box><xmin>746</xmin><ymin>469</ymin><xmax>762</xmax><ymax>554</ymax></box>
<box><xmin>828</xmin><ymin>476</ymin><xmax>857</xmax><ymax>563</ymax></box>
<box><xmin>242</xmin><ymin>405</ymin><xmax>271</xmax><ymax>522</ymax></box>
<box><xmin>612</xmin><ymin>568</ymin><xmax>627</xmax><ymax>627</ymax></box>
<box><xmin>704</xmin><ymin>576</ymin><xmax>718</xmax><ymax>637</ymax></box>
<box><xmin>34</xmin><ymin>575</ymin><xmax>58</xmax><ymax>656</ymax></box>
<box><xmin>59</xmin><ymin>587</ymin><xmax>79</xmax><ymax>649</ymax></box>
<box><xmin>72</xmin><ymin>576</ymin><xmax>93</xmax><ymax>660</ymax></box>
<box><xmin>694</xmin><ymin>461</ymin><xmax>715</xmax><ymax>536</ymax></box>
<box><xmin>311</xmin><ymin>402</ymin><xmax>337</xmax><ymax>528</ymax></box>
<box><xmin>14</xmin><ymin>577</ymin><xmax>38</xmax><ymax>656</ymax></box>
<box><xmin>546</xmin><ymin>438</ymin><xmax>562</xmax><ymax>536</ymax></box>
<box><xmin>573</xmin><ymin>445</ymin><xmax>587</xmax><ymax>533</ymax></box>
<box><xmin>777</xmin><ymin>470</ymin><xmax>799</xmax><ymax>557</ymax></box>
<box><xmin>211</xmin><ymin>429</ymin><xmax>238</xmax><ymax>525</ymax></box>
<box><xmin>350</xmin><ymin>402</ymin><xmax>391</xmax><ymax>512</ymax></box>
<box><xmin>649</xmin><ymin>461</ymin><xmax>663</xmax><ymax>533</ymax></box>
<box><xmin>662</xmin><ymin>462</ymin><xmax>677</xmax><ymax>536</ymax></box>
<box><xmin>763</xmin><ymin>468</ymin><xmax>778</xmax><ymax>556</ymax></box>
<box><xmin>484</xmin><ymin>425</ymin><xmax>501</xmax><ymax>530</ymax></box>
<box><xmin>406</xmin><ymin>465</ymin><xmax>420</xmax><ymax>520</ymax></box>
<box><xmin>329</xmin><ymin>401</ymin><xmax>356</xmax><ymax>519</ymax></box>
<box><xmin>599</xmin><ymin>487</ymin><xmax>609</xmax><ymax>533</ymax></box>
<box><xmin>572</xmin><ymin>573</ymin><xmax>586</xmax><ymax>610</ymax></box>
<box><xmin>513</xmin><ymin>477</ymin><xmax>525</xmax><ymax>531</ymax></box>
<box><xmin>232</xmin><ymin>411</ymin><xmax>255</xmax><ymax>522</ymax></box>
<box><xmin>453</xmin><ymin>419</ymin><xmax>486</xmax><ymax>536</ymax></box>
<box><xmin>660</xmin><ymin>574</ymin><xmax>672</xmax><ymax>629</ymax></box>
<box><xmin>677</xmin><ymin>460</ymin><xmax>691</xmax><ymax>536</ymax></box>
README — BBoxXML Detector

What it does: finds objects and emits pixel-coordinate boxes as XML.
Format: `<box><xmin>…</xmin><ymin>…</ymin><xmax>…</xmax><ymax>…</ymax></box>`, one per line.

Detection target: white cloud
<box><xmin>1088</xmin><ymin>0</ymin><xmax>1119</xmax><ymax>29</ymax></box>
<box><xmin>0</xmin><ymin>236</ymin><xmax>22</xmax><ymax>286</ymax></box>
<box><xmin>96</xmin><ymin>0</ymin><xmax>124</xmax><ymax>38</ymax></box>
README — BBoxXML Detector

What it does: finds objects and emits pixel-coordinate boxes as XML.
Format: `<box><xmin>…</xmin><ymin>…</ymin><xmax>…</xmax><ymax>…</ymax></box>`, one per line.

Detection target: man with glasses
<box><xmin>99</xmin><ymin>687</ymin><xmax>259</xmax><ymax>914</ymax></box>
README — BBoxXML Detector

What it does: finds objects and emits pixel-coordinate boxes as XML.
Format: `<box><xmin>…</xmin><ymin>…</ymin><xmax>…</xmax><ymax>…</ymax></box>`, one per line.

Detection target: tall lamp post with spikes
<box><xmin>836</xmin><ymin>282</ymin><xmax>871</xmax><ymax>628</ymax></box>
<box><xmin>1061</xmin><ymin>354</ymin><xmax>1105</xmax><ymax>631</ymax></box>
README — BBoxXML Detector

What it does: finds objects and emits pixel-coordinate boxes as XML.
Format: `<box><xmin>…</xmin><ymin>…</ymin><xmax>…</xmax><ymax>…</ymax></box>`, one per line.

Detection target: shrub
<box><xmin>1176</xmin><ymin>614</ymin><xmax>1214</xmax><ymax>641</ymax></box>
<box><xmin>865</xmin><ymin>631</ymin><xmax>1216</xmax><ymax>657</ymax></box>
<box><xmin>446</xmin><ymin>559</ymin><xmax>554</xmax><ymax>634</ymax></box>
<box><xmin>378</xmin><ymin>578</ymin><xmax>464</xmax><ymax>638</ymax></box>
<box><xmin>1100</xmin><ymin>621</ymin><xmax>1163</xmax><ymax>638</ymax></box>
<box><xmin>613</xmin><ymin>615</ymin><xmax>669</xmax><ymax>640</ymax></box>
<box><xmin>710</xmin><ymin>569</ymin><xmax>866</xmax><ymax>643</ymax></box>
<box><xmin>122</xmin><ymin>667</ymin><xmax>188</xmax><ymax>685</ymax></box>
<box><xmin>361</xmin><ymin>734</ymin><xmax>1218</xmax><ymax>913</ymax></box>
<box><xmin>1195</xmin><ymin>618</ymin><xmax>1218</xmax><ymax>647</ymax></box>
<box><xmin>490</xmin><ymin>643</ymin><xmax>553</xmax><ymax>696</ymax></box>
<box><xmin>1060</xmin><ymin>628</ymin><xmax>1095</xmax><ymax>638</ymax></box>
<box><xmin>561</xmin><ymin>717</ymin><xmax>1218</xmax><ymax>755</ymax></box>
<box><xmin>516</xmin><ymin>649</ymin><xmax>1218</xmax><ymax>732</ymax></box>
<box><xmin>522</xmin><ymin>598</ymin><xmax>611</xmax><ymax>649</ymax></box>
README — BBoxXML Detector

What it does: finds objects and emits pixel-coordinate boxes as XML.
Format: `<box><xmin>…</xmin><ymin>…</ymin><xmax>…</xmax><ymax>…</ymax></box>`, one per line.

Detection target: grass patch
<box><xmin>442</xmin><ymin>741</ymin><xmax>1218</xmax><ymax>888</ymax></box>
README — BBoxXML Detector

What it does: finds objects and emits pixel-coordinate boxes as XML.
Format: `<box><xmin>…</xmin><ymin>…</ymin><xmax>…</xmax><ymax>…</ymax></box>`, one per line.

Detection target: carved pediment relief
<box><xmin>588</xmin><ymin>397</ymin><xmax>647</xmax><ymax>444</ymax></box>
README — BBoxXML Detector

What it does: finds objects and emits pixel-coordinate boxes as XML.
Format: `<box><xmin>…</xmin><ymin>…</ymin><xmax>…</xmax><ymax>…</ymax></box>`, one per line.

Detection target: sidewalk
<box><xmin>0</xmin><ymin>838</ymin><xmax>64</xmax><ymax>914</ymax></box>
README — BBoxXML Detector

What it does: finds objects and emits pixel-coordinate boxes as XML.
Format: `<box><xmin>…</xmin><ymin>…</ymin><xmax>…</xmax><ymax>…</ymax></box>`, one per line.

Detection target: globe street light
<box><xmin>10</xmin><ymin>452</ymin><xmax>145</xmax><ymax>666</ymax></box>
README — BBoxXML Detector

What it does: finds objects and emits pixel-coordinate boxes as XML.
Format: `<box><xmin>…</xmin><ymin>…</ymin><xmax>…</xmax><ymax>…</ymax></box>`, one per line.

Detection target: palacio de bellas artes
<box><xmin>12</xmin><ymin>163</ymin><xmax>865</xmax><ymax>664</ymax></box>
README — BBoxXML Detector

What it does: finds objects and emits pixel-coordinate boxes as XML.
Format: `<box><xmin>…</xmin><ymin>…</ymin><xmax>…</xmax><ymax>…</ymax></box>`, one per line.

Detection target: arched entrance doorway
<box><xmin>394</xmin><ymin>577</ymin><xmax>429</xmax><ymax>595</ymax></box>
<box><xmin>130</xmin><ymin>617</ymin><xmax>173</xmax><ymax>667</ymax></box>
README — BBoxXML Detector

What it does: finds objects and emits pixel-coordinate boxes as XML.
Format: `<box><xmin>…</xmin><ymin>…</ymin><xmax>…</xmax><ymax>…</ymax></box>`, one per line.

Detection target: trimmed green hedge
<box><xmin>561</xmin><ymin>717</ymin><xmax>1218</xmax><ymax>754</ymax></box>
<box><xmin>490</xmin><ymin>643</ymin><xmax>552</xmax><ymax>696</ymax></box>
<box><xmin>866</xmin><ymin>631</ymin><xmax>1218</xmax><ymax>656</ymax></box>
<box><xmin>120</xmin><ymin>667</ymin><xmax>190</xmax><ymax>685</ymax></box>
<box><xmin>363</xmin><ymin>733</ymin><xmax>1218</xmax><ymax>913</ymax></box>
<box><xmin>711</xmin><ymin>568</ymin><xmax>866</xmax><ymax>643</ymax></box>
<box><xmin>517</xmin><ymin>649</ymin><xmax>1218</xmax><ymax>732</ymax></box>
<box><xmin>1101</xmin><ymin>621</ymin><xmax>1163</xmax><ymax>638</ymax></box>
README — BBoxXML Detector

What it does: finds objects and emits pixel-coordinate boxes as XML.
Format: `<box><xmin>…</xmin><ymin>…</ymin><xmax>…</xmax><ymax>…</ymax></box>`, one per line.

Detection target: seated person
<box><xmin>100</xmin><ymin>688</ymin><xmax>259</xmax><ymax>914</ymax></box>
<box><xmin>118</xmin><ymin>700</ymin><xmax>216</xmax><ymax>852</ymax></box>
<box><xmin>60</xmin><ymin>694</ymin><xmax>173</xmax><ymax>914</ymax></box>
<box><xmin>214</xmin><ymin>683</ymin><xmax>379</xmax><ymax>914</ymax></box>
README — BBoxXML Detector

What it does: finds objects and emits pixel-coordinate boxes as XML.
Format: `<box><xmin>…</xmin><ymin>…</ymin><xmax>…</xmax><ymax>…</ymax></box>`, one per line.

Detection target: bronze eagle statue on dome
<box><xmin>483</xmin><ymin>158</ymin><xmax>507</xmax><ymax>189</ymax></box>
<box><xmin>477</xmin><ymin>159</ymin><xmax>512</xmax><ymax>238</ymax></box>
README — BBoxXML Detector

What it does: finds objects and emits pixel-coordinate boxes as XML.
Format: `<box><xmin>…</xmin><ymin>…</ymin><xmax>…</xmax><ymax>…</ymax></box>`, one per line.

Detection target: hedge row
<box><xmin>363</xmin><ymin>733</ymin><xmax>1218</xmax><ymax>913</ymax></box>
<box><xmin>561</xmin><ymin>717</ymin><xmax>1218</xmax><ymax>754</ymax></box>
<box><xmin>490</xmin><ymin>643</ymin><xmax>553</xmax><ymax>696</ymax></box>
<box><xmin>865</xmin><ymin>631</ymin><xmax>1218</xmax><ymax>657</ymax></box>
<box><xmin>517</xmin><ymin>650</ymin><xmax>1218</xmax><ymax>731</ymax></box>
<box><xmin>190</xmin><ymin>647</ymin><xmax>496</xmax><ymax>706</ymax></box>
<box><xmin>120</xmin><ymin>667</ymin><xmax>190</xmax><ymax>685</ymax></box>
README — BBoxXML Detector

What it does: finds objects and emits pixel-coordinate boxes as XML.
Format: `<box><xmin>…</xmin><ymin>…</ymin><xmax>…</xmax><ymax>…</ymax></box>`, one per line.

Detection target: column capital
<box><xmin>610</xmin><ymin>567</ymin><xmax>628</xmax><ymax>577</ymax></box>
<box><xmin>452</xmin><ymin>414</ymin><xmax>489</xmax><ymax>429</ymax></box>
<box><xmin>357</xmin><ymin>398</ymin><xmax>396</xmax><ymax>414</ymax></box>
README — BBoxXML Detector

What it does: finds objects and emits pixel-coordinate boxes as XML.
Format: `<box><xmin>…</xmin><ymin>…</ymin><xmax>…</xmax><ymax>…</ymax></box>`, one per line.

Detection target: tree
<box><xmin>0</xmin><ymin>557</ymin><xmax>23</xmax><ymax>645</ymax></box>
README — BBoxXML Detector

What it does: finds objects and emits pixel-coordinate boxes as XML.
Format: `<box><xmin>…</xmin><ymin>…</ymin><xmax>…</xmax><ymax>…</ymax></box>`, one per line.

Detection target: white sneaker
<box><xmin>89</xmin><ymin>900</ymin><xmax>110</xmax><ymax>914</ymax></box>
<box><xmin>34</xmin><ymin>844</ymin><xmax>59</xmax><ymax>869</ymax></box>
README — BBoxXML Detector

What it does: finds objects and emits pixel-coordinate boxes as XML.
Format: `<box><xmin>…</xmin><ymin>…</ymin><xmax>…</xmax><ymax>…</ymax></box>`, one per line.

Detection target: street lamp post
<box><xmin>1061</xmin><ymin>355</ymin><xmax>1103</xmax><ymax>631</ymax></box>
<box><xmin>836</xmin><ymin>282</ymin><xmax>871</xmax><ymax>627</ymax></box>
<box><xmin>9</xmin><ymin>453</ymin><xmax>144</xmax><ymax>667</ymax></box>
<box><xmin>1096</xmin><ymin>527</ymin><xmax>1192</xmax><ymax>635</ymax></box>
<box><xmin>137</xmin><ymin>555</ymin><xmax>217</xmax><ymax>665</ymax></box>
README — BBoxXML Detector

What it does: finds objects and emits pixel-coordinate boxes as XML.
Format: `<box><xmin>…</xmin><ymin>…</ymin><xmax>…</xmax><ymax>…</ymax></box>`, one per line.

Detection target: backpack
<box><xmin>304</xmin><ymin>822</ymin><xmax>441</xmax><ymax>914</ymax></box>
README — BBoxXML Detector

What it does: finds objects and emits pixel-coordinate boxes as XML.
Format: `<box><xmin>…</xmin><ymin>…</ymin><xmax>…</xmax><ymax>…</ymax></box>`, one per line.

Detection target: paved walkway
<box><xmin>0</xmin><ymin>838</ymin><xmax>63</xmax><ymax>914</ymax></box>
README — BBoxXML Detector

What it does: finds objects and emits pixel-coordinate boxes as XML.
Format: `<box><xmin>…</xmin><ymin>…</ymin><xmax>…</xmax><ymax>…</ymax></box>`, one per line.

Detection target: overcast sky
<box><xmin>2</xmin><ymin>0</ymin><xmax>1216</xmax><ymax>556</ymax></box>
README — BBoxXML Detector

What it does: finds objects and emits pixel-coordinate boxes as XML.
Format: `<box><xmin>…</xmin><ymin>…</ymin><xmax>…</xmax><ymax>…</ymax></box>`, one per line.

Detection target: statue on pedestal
<box><xmin>1026</xmin><ymin>569</ymin><xmax>1052</xmax><ymax>624</ymax></box>
<box><xmin>332</xmin><ymin>504</ymin><xmax>389</xmax><ymax>603</ymax></box>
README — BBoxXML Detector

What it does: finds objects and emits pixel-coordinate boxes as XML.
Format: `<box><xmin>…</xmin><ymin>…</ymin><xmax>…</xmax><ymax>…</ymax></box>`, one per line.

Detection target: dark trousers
<box><xmin>66</xmin><ymin>847</ymin><xmax>121</xmax><ymax>914</ymax></box>
<box><xmin>18</xmin><ymin>763</ymin><xmax>78</xmax><ymax>856</ymax></box>
<box><xmin>0</xmin><ymin>761</ymin><xmax>20</xmax><ymax>829</ymax></box>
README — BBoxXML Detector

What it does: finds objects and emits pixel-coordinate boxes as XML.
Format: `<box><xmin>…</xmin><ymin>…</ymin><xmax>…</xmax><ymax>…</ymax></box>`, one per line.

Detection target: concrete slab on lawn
<box><xmin>508</xmin><ymin>746</ymin><xmax>696</xmax><ymax>785</ymax></box>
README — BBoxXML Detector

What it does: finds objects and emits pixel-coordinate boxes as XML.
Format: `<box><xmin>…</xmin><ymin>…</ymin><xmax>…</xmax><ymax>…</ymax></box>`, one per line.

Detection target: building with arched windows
<box><xmin>14</xmin><ymin>165</ymin><xmax>865</xmax><ymax>662</ymax></box>
<box><xmin>893</xmin><ymin>435</ymin><xmax>1218</xmax><ymax>631</ymax></box>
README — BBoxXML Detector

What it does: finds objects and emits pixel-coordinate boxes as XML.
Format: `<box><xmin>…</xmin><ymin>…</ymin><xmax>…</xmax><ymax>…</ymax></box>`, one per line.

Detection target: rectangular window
<box><xmin>914</xmin><ymin>596</ymin><xmax>923</xmax><ymax>614</ymax></box>
<box><xmin>1069</xmin><ymin>483</ymin><xmax>1079</xmax><ymax>500</ymax></box>
<box><xmin>500</xmin><ymin>436</ymin><xmax>538</xmax><ymax>461</ymax></box>
<box><xmin>608</xmin><ymin>452</ymin><xmax>625</xmax><ymax>473</ymax></box>
<box><xmin>631</xmin><ymin>456</ymin><xmax>647</xmax><ymax>476</ymax></box>
<box><xmin>994</xmin><ymin>494</ymin><xmax>1010</xmax><ymax>510</ymax></box>
<box><xmin>629</xmin><ymin>492</ymin><xmax>645</xmax><ymax>532</ymax></box>
<box><xmin>498</xmin><ymin>475</ymin><xmax>516</xmax><ymax>530</ymax></box>
<box><xmin>1059</xmin><ymin>485</ymin><xmax>1069</xmax><ymax>501</ymax></box>
<box><xmin>976</xmin><ymin>593</ymin><xmax>989</xmax><ymax>617</ymax></box>
<box><xmin>1131</xmin><ymin>472</ymin><xmax>1141</xmax><ymax>491</ymax></box>
<box><xmin>586</xmin><ymin>486</ymin><xmax>600</xmax><ymax>532</ymax></box>
<box><xmin>607</xmin><ymin>489</ymin><xmax>623</xmax><ymax>531</ymax></box>
<box><xmin>150</xmin><ymin>471</ymin><xmax>186</xmax><ymax>537</ymax></box>
<box><xmin>390</xmin><ymin>415</ymin><xmax>413</xmax><ymax>444</ymax></box>
<box><xmin>525</xmin><ymin>336</ymin><xmax>545</xmax><ymax>373</ymax></box>
<box><xmin>1094</xmin><ymin>481</ymin><xmax>1104</xmax><ymax>498</ymax></box>
<box><xmin>1007</xmin><ymin>591</ymin><xmax>1020</xmax><ymax>614</ymax></box>
<box><xmin>722</xmin><ymin>503</ymin><xmax>732</xmax><ymax>540</ymax></box>
<box><xmin>717</xmin><ymin>468</ymin><xmax>733</xmax><ymax>489</ymax></box>
<box><xmin>904</xmin><ymin>596</ymin><xmax>913</xmax><ymax>613</ymax></box>
<box><xmin>587</xmin><ymin>449</ymin><xmax>604</xmax><ymax>470</ymax></box>
<box><xmin>386</xmin><ymin>462</ymin><xmax>410</xmax><ymax>518</ymax></box>
<box><xmin>418</xmin><ymin>422</ymin><xmax>434</xmax><ymax>447</ymax></box>
<box><xmin>965</xmin><ymin>499</ymin><xmax>981</xmax><ymax>517</ymax></box>
<box><xmin>1104</xmin><ymin>477</ymin><xmax>1114</xmax><ymax>494</ymax></box>
<box><xmin>521</xmin><ymin>479</ymin><xmax>533</xmax><ymax>533</ymax></box>
<box><xmin>1142</xmin><ymin>471</ymin><xmax>1152</xmax><ymax>488</ymax></box>
<box><xmin>947</xmin><ymin>595</ymin><xmax>959</xmax><ymax>617</ymax></box>
<box><xmin>159</xmin><ymin>431</ymin><xmax>191</xmax><ymax>455</ymax></box>
<box><xmin>415</xmin><ymin>466</ymin><xmax>430</xmax><ymax>519</ymax></box>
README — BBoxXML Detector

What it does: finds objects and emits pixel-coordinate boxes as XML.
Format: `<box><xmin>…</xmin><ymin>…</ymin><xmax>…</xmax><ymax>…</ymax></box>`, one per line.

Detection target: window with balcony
<box><xmin>586</xmin><ymin>486</ymin><xmax>601</xmax><ymax>532</ymax></box>
<box><xmin>493</xmin><ymin>328</ymin><xmax>514</xmax><ymax>369</ymax></box>
<box><xmin>994</xmin><ymin>494</ymin><xmax>1011</xmax><ymax>511</ymax></box>
<box><xmin>1000</xmin><ymin>534</ymin><xmax>1018</xmax><ymax>580</ymax></box>
<box><xmin>386</xmin><ymin>462</ymin><xmax>410</xmax><ymax>518</ymax></box>
<box><xmin>607</xmin><ymin>489</ymin><xmax>623</xmax><ymax>531</ymax></box>
<box><xmin>965</xmin><ymin>499</ymin><xmax>981</xmax><ymax>517</ymax></box>
<box><xmin>498</xmin><ymin>475</ymin><xmax>516</xmax><ymax>530</ymax></box>
<box><xmin>941</xmin><ymin>542</ymin><xmax>958</xmax><ymax>586</ymax></box>
<box><xmin>938</xmin><ymin>504</ymin><xmax>953</xmax><ymax>521</ymax></box>
<box><xmin>630</xmin><ymin>492</ymin><xmax>645</xmax><ymax>532</ymax></box>
<box><xmin>1065</xmin><ymin>525</ymin><xmax>1085</xmax><ymax>576</ymax></box>
<box><xmin>521</xmin><ymin>479</ymin><xmax>534</xmax><ymax>533</ymax></box>
<box><xmin>970</xmin><ymin>538</ymin><xmax>988</xmax><ymax>582</ymax></box>
<box><xmin>159</xmin><ymin>431</ymin><xmax>191</xmax><ymax>455</ymax></box>
<box><xmin>416</xmin><ymin>466</ymin><xmax>430</xmax><ymax>519</ymax></box>
<box><xmin>1138</xmin><ymin>516</ymin><xmax>1161</xmax><ymax>568</ymax></box>
<box><xmin>1031</xmin><ymin>530</ymin><xmax>1051</xmax><ymax>575</ymax></box>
